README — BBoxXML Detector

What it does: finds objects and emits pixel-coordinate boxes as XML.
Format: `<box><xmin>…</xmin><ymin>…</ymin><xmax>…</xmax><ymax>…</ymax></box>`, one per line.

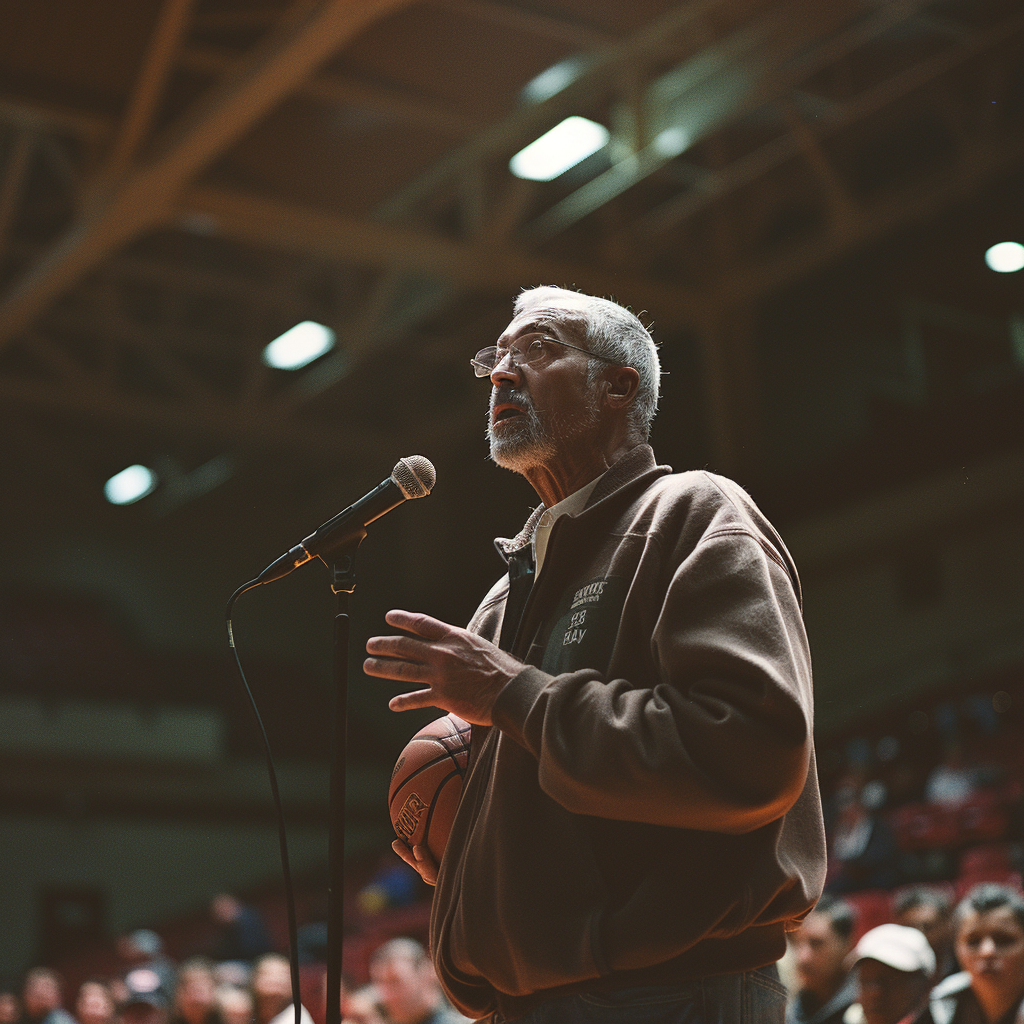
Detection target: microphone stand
<box><xmin>325</xmin><ymin>533</ymin><xmax>364</xmax><ymax>1024</ymax></box>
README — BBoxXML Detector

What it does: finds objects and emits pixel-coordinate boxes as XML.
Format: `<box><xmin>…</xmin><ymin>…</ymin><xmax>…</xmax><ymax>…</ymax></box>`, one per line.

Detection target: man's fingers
<box><xmin>365</xmin><ymin>634</ymin><xmax>431</xmax><ymax>660</ymax></box>
<box><xmin>388</xmin><ymin>687</ymin><xmax>437</xmax><ymax>712</ymax></box>
<box><xmin>384</xmin><ymin>609</ymin><xmax>453</xmax><ymax>640</ymax></box>
<box><xmin>362</xmin><ymin>656</ymin><xmax>428</xmax><ymax>682</ymax></box>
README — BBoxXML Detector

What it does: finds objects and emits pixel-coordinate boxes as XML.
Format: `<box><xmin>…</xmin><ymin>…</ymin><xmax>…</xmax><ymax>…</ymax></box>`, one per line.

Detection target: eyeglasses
<box><xmin>470</xmin><ymin>336</ymin><xmax>620</xmax><ymax>377</ymax></box>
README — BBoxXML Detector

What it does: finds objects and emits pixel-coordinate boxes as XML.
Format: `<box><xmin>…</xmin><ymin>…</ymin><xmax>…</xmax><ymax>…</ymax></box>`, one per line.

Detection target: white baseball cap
<box><xmin>855</xmin><ymin>923</ymin><xmax>936</xmax><ymax>975</ymax></box>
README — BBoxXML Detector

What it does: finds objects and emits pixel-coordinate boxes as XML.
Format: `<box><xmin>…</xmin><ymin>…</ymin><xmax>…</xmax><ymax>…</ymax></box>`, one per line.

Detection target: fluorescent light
<box><xmin>262</xmin><ymin>321</ymin><xmax>336</xmax><ymax>370</ymax></box>
<box><xmin>509</xmin><ymin>117</ymin><xmax>610</xmax><ymax>181</ymax></box>
<box><xmin>985</xmin><ymin>241</ymin><xmax>1024</xmax><ymax>274</ymax></box>
<box><xmin>653</xmin><ymin>126</ymin><xmax>691</xmax><ymax>158</ymax></box>
<box><xmin>104</xmin><ymin>465</ymin><xmax>157</xmax><ymax>505</ymax></box>
<box><xmin>521</xmin><ymin>59</ymin><xmax>585</xmax><ymax>104</ymax></box>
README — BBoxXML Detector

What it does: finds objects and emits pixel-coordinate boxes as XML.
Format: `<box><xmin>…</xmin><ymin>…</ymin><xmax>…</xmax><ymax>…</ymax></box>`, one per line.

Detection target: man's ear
<box><xmin>603</xmin><ymin>366</ymin><xmax>640</xmax><ymax>409</ymax></box>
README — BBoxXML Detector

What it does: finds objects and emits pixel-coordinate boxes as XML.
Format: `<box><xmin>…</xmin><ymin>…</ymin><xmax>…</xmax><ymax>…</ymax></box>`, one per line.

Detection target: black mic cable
<box><xmin>224</xmin><ymin>456</ymin><xmax>435</xmax><ymax>1024</ymax></box>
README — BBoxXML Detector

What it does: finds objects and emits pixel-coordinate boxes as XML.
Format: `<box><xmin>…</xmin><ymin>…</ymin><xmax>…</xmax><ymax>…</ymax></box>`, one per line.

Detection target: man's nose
<box><xmin>490</xmin><ymin>349</ymin><xmax>520</xmax><ymax>386</ymax></box>
<box><xmin>978</xmin><ymin>937</ymin><xmax>998</xmax><ymax>956</ymax></box>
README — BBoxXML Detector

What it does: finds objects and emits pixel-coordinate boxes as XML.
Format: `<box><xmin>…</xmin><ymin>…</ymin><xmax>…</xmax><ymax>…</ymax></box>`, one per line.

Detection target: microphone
<box><xmin>255</xmin><ymin>456</ymin><xmax>435</xmax><ymax>584</ymax></box>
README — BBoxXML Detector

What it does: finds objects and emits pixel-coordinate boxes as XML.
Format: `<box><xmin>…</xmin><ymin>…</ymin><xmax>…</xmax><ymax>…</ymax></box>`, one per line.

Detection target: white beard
<box><xmin>486</xmin><ymin>386</ymin><xmax>601</xmax><ymax>475</ymax></box>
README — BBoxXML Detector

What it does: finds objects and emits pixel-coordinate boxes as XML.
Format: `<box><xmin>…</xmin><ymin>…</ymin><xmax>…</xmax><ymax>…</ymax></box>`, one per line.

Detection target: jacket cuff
<box><xmin>491</xmin><ymin>665</ymin><xmax>551</xmax><ymax>753</ymax></box>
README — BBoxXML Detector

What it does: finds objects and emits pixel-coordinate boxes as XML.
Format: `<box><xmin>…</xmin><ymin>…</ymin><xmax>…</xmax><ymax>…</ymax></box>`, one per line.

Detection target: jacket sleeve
<box><xmin>489</xmin><ymin>530</ymin><xmax>813</xmax><ymax>834</ymax></box>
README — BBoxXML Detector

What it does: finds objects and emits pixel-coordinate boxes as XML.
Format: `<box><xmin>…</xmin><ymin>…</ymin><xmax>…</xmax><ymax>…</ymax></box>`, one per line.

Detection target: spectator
<box><xmin>73</xmin><ymin>983</ymin><xmax>114</xmax><ymax>1024</ymax></box>
<box><xmin>893</xmin><ymin>888</ymin><xmax>958</xmax><ymax>982</ymax></box>
<box><xmin>340</xmin><ymin>990</ymin><xmax>384</xmax><ymax>1024</ymax></box>
<box><xmin>251</xmin><ymin>955</ymin><xmax>312</xmax><ymax>1024</ymax></box>
<box><xmin>929</xmin><ymin>884</ymin><xmax>1024</xmax><ymax>1024</ymax></box>
<box><xmin>170</xmin><ymin>960</ymin><xmax>218</xmax><ymax>1024</ymax></box>
<box><xmin>925</xmin><ymin>744</ymin><xmax>981</xmax><ymax>808</ymax></box>
<box><xmin>210</xmin><ymin>896</ymin><xmax>274</xmax><ymax>964</ymax></box>
<box><xmin>0</xmin><ymin>993</ymin><xmax>19</xmax><ymax>1024</ymax></box>
<box><xmin>829</xmin><ymin>781</ymin><xmax>900</xmax><ymax>893</ymax></box>
<box><xmin>118</xmin><ymin>931</ymin><xmax>176</xmax><ymax>1005</ymax></box>
<box><xmin>367</xmin><ymin>940</ymin><xmax>470</xmax><ymax>1024</ymax></box>
<box><xmin>18</xmin><ymin>969</ymin><xmax>75</xmax><ymax>1024</ymax></box>
<box><xmin>847</xmin><ymin>924</ymin><xmax>935</xmax><ymax>1024</ymax></box>
<box><xmin>787</xmin><ymin>895</ymin><xmax>858</xmax><ymax>1024</ymax></box>
<box><xmin>121</xmin><ymin>975</ymin><xmax>169</xmax><ymax>1024</ymax></box>
<box><xmin>216</xmin><ymin>988</ymin><xmax>253</xmax><ymax>1024</ymax></box>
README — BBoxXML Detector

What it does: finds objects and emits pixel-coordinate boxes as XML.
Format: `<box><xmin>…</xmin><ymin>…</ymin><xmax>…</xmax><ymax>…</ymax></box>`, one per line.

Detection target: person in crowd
<box><xmin>210</xmin><ymin>895</ymin><xmax>274</xmax><ymax>964</ymax></box>
<box><xmin>787</xmin><ymin>895</ymin><xmax>859</xmax><ymax>1024</ymax></box>
<box><xmin>925</xmin><ymin>744</ymin><xmax>981</xmax><ymax>808</ymax></box>
<box><xmin>340</xmin><ymin>989</ymin><xmax>385</xmax><ymax>1024</ymax></box>
<box><xmin>928</xmin><ymin>883</ymin><xmax>1024</xmax><ymax>1024</ymax></box>
<box><xmin>367</xmin><ymin>940</ymin><xmax>470</xmax><ymax>1024</ymax></box>
<box><xmin>846</xmin><ymin>924</ymin><xmax>935</xmax><ymax>1024</ymax></box>
<box><xmin>894</xmin><ymin>888</ymin><xmax>958</xmax><ymax>982</ymax></box>
<box><xmin>828</xmin><ymin>781</ymin><xmax>900</xmax><ymax>894</ymax></box>
<box><xmin>251</xmin><ymin>955</ymin><xmax>312</xmax><ymax>1024</ymax></box>
<box><xmin>170</xmin><ymin>960</ymin><xmax>218</xmax><ymax>1024</ymax></box>
<box><xmin>118</xmin><ymin>930</ymin><xmax>176</xmax><ymax>1005</ymax></box>
<box><xmin>121</xmin><ymin>975</ymin><xmax>169</xmax><ymax>1024</ymax></box>
<box><xmin>18</xmin><ymin>969</ymin><xmax>76</xmax><ymax>1024</ymax></box>
<box><xmin>216</xmin><ymin>987</ymin><xmax>253</xmax><ymax>1024</ymax></box>
<box><xmin>73</xmin><ymin>982</ymin><xmax>115</xmax><ymax>1024</ymax></box>
<box><xmin>0</xmin><ymin>993</ymin><xmax>20</xmax><ymax>1024</ymax></box>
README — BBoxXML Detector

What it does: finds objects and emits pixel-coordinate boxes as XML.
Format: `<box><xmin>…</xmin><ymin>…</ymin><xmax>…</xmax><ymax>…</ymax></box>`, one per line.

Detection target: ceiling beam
<box><xmin>0</xmin><ymin>0</ymin><xmax>419</xmax><ymax>350</ymax></box>
<box><xmin>178</xmin><ymin>44</ymin><xmax>484</xmax><ymax>136</ymax></box>
<box><xmin>637</xmin><ymin>7</ymin><xmax>1024</xmax><ymax>238</ymax></box>
<box><xmin>180</xmin><ymin>183</ymin><xmax>705</xmax><ymax>324</ymax></box>
<box><xmin>102</xmin><ymin>0</ymin><xmax>199</xmax><ymax>183</ymax></box>
<box><xmin>716</xmin><ymin>131</ymin><xmax>1024</xmax><ymax>308</ymax></box>
<box><xmin>435</xmin><ymin>0</ymin><xmax>611</xmax><ymax>49</ymax></box>
<box><xmin>374</xmin><ymin>0</ymin><xmax>733</xmax><ymax>223</ymax></box>
<box><xmin>0</xmin><ymin>94</ymin><xmax>112</xmax><ymax>142</ymax></box>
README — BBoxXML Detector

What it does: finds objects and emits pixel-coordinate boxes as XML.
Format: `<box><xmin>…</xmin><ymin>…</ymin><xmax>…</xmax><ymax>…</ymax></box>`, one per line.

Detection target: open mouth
<box><xmin>493</xmin><ymin>405</ymin><xmax>526</xmax><ymax>424</ymax></box>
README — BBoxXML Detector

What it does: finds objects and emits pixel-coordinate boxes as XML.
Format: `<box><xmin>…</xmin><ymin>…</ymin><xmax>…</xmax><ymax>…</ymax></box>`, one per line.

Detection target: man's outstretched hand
<box><xmin>364</xmin><ymin>610</ymin><xmax>524</xmax><ymax>726</ymax></box>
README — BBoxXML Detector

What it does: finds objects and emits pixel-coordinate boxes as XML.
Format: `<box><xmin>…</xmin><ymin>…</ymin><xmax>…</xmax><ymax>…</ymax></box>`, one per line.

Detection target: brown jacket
<box><xmin>430</xmin><ymin>445</ymin><xmax>826</xmax><ymax>1020</ymax></box>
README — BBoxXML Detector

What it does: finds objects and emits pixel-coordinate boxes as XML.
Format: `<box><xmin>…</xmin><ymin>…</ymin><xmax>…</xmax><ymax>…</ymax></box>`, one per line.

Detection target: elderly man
<box><xmin>365</xmin><ymin>286</ymin><xmax>826</xmax><ymax>1023</ymax></box>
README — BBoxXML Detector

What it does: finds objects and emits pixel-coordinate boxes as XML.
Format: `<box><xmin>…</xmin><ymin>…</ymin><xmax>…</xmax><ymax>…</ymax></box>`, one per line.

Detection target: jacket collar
<box><xmin>493</xmin><ymin>444</ymin><xmax>666</xmax><ymax>563</ymax></box>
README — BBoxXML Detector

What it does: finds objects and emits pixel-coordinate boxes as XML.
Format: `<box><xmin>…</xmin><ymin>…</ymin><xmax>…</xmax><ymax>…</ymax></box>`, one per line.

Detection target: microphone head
<box><xmin>392</xmin><ymin>456</ymin><xmax>435</xmax><ymax>500</ymax></box>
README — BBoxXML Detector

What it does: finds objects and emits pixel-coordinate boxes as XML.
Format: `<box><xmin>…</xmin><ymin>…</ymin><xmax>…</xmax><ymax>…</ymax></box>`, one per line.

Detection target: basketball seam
<box><xmin>388</xmin><ymin>746</ymin><xmax>468</xmax><ymax>811</ymax></box>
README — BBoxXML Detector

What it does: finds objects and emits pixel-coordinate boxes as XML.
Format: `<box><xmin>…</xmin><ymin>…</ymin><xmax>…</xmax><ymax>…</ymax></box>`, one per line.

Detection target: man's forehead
<box><xmin>501</xmin><ymin>302</ymin><xmax>583</xmax><ymax>340</ymax></box>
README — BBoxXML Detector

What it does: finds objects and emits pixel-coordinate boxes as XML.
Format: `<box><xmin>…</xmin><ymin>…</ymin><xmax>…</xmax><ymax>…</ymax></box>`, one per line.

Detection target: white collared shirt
<box><xmin>532</xmin><ymin>474</ymin><xmax>604</xmax><ymax>577</ymax></box>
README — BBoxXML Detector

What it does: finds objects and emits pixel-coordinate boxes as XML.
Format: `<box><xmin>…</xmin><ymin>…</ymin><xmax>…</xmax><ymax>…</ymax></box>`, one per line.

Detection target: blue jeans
<box><xmin>492</xmin><ymin>966</ymin><xmax>788</xmax><ymax>1023</ymax></box>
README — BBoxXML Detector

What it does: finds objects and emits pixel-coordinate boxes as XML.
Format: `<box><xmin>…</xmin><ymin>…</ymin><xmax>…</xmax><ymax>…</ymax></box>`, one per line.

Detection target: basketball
<box><xmin>389</xmin><ymin>714</ymin><xmax>471</xmax><ymax>864</ymax></box>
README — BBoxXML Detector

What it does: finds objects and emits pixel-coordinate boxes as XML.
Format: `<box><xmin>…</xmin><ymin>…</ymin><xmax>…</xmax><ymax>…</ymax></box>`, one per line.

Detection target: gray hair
<box><xmin>513</xmin><ymin>286</ymin><xmax>660</xmax><ymax>439</ymax></box>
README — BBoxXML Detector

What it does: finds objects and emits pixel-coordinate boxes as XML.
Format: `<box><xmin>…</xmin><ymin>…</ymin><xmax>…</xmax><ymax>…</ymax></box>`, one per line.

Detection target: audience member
<box><xmin>367</xmin><ymin>939</ymin><xmax>470</xmax><ymax>1024</ymax></box>
<box><xmin>18</xmin><ymin>969</ymin><xmax>75</xmax><ymax>1024</ymax></box>
<box><xmin>787</xmin><ymin>895</ymin><xmax>859</xmax><ymax>1024</ymax></box>
<box><xmin>216</xmin><ymin>988</ymin><xmax>253</xmax><ymax>1024</ymax></box>
<box><xmin>118</xmin><ymin>931</ymin><xmax>176</xmax><ymax>1005</ymax></box>
<box><xmin>894</xmin><ymin>888</ymin><xmax>958</xmax><ymax>982</ymax></box>
<box><xmin>829</xmin><ymin>781</ymin><xmax>900</xmax><ymax>893</ymax></box>
<box><xmin>121</xmin><ymin>974</ymin><xmax>169</xmax><ymax>1024</ymax></box>
<box><xmin>73</xmin><ymin>983</ymin><xmax>114</xmax><ymax>1024</ymax></box>
<box><xmin>929</xmin><ymin>884</ymin><xmax>1024</xmax><ymax>1024</ymax></box>
<box><xmin>340</xmin><ymin>990</ymin><xmax>385</xmax><ymax>1024</ymax></box>
<box><xmin>0</xmin><ymin>993</ymin><xmax>19</xmax><ymax>1024</ymax></box>
<box><xmin>170</xmin><ymin>960</ymin><xmax>218</xmax><ymax>1024</ymax></box>
<box><xmin>210</xmin><ymin>896</ymin><xmax>274</xmax><ymax>964</ymax></box>
<box><xmin>847</xmin><ymin>924</ymin><xmax>935</xmax><ymax>1024</ymax></box>
<box><xmin>925</xmin><ymin>744</ymin><xmax>981</xmax><ymax>808</ymax></box>
<box><xmin>251</xmin><ymin>955</ymin><xmax>312</xmax><ymax>1024</ymax></box>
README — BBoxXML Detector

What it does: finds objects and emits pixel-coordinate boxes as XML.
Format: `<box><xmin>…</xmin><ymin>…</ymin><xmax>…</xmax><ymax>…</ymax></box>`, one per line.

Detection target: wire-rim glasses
<box><xmin>470</xmin><ymin>336</ymin><xmax>620</xmax><ymax>377</ymax></box>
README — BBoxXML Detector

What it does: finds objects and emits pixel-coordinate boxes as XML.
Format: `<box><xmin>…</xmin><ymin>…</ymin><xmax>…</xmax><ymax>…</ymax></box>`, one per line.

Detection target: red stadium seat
<box><xmin>845</xmin><ymin>889</ymin><xmax>894</xmax><ymax>943</ymax></box>
<box><xmin>955</xmin><ymin>792</ymin><xmax>1009</xmax><ymax>845</ymax></box>
<box><xmin>890</xmin><ymin>803</ymin><xmax>959</xmax><ymax>851</ymax></box>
